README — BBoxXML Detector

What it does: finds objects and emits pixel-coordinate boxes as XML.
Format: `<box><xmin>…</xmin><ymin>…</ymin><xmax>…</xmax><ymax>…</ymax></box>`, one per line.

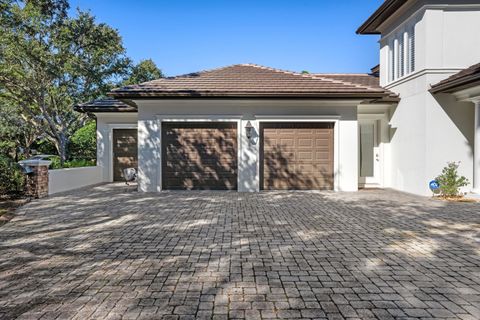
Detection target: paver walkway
<box><xmin>0</xmin><ymin>184</ymin><xmax>479</xmax><ymax>319</ymax></box>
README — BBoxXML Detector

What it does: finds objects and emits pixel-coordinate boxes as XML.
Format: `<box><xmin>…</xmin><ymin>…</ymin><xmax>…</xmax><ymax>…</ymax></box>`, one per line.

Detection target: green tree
<box><xmin>124</xmin><ymin>59</ymin><xmax>163</xmax><ymax>85</ymax></box>
<box><xmin>0</xmin><ymin>0</ymin><xmax>130</xmax><ymax>166</ymax></box>
<box><xmin>0</xmin><ymin>99</ymin><xmax>42</xmax><ymax>160</ymax></box>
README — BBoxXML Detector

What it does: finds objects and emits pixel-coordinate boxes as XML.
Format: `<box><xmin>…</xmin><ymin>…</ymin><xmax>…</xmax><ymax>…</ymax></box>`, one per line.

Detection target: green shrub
<box><xmin>435</xmin><ymin>162</ymin><xmax>469</xmax><ymax>197</ymax></box>
<box><xmin>0</xmin><ymin>140</ymin><xmax>16</xmax><ymax>156</ymax></box>
<box><xmin>49</xmin><ymin>156</ymin><xmax>95</xmax><ymax>169</ymax></box>
<box><xmin>0</xmin><ymin>154</ymin><xmax>25</xmax><ymax>195</ymax></box>
<box><xmin>69</xmin><ymin>121</ymin><xmax>96</xmax><ymax>161</ymax></box>
<box><xmin>64</xmin><ymin>159</ymin><xmax>96</xmax><ymax>168</ymax></box>
<box><xmin>49</xmin><ymin>156</ymin><xmax>61</xmax><ymax>169</ymax></box>
<box><xmin>33</xmin><ymin>139</ymin><xmax>57</xmax><ymax>156</ymax></box>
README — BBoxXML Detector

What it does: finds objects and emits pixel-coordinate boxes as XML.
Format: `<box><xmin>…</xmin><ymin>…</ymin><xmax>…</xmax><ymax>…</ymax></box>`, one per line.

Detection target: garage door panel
<box><xmin>297</xmin><ymin>138</ymin><xmax>314</xmax><ymax>147</ymax></box>
<box><xmin>164</xmin><ymin>178</ymin><xmax>236</xmax><ymax>190</ymax></box>
<box><xmin>261</xmin><ymin>122</ymin><xmax>334</xmax><ymax>190</ymax></box>
<box><xmin>162</xmin><ymin>122</ymin><xmax>238</xmax><ymax>190</ymax></box>
<box><xmin>296</xmin><ymin>129</ymin><xmax>316</xmax><ymax>135</ymax></box>
<box><xmin>168</xmin><ymin>130</ymin><xmax>237</xmax><ymax>138</ymax></box>
<box><xmin>164</xmin><ymin>161</ymin><xmax>236</xmax><ymax>171</ymax></box>
<box><xmin>297</xmin><ymin>151</ymin><xmax>314</xmax><ymax>161</ymax></box>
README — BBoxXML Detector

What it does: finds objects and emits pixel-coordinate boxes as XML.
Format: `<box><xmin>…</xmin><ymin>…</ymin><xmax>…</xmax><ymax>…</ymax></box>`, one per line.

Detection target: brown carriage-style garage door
<box><xmin>261</xmin><ymin>122</ymin><xmax>334</xmax><ymax>190</ymax></box>
<box><xmin>112</xmin><ymin>129</ymin><xmax>138</xmax><ymax>181</ymax></box>
<box><xmin>162</xmin><ymin>122</ymin><xmax>238</xmax><ymax>190</ymax></box>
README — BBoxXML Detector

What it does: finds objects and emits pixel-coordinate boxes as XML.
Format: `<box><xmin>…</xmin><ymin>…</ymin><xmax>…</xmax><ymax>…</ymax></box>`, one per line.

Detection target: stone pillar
<box><xmin>474</xmin><ymin>101</ymin><xmax>480</xmax><ymax>193</ymax></box>
<box><xmin>19</xmin><ymin>160</ymin><xmax>52</xmax><ymax>198</ymax></box>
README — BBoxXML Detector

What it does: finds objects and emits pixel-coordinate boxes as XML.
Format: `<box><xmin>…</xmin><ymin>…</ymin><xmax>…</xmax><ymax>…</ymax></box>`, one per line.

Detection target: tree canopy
<box><xmin>124</xmin><ymin>59</ymin><xmax>163</xmax><ymax>85</ymax></box>
<box><xmin>0</xmin><ymin>0</ymin><xmax>130</xmax><ymax>164</ymax></box>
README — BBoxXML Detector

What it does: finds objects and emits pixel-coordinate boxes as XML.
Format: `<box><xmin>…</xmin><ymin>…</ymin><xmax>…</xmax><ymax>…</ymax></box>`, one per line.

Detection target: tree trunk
<box><xmin>53</xmin><ymin>134</ymin><xmax>68</xmax><ymax>167</ymax></box>
<box><xmin>58</xmin><ymin>140</ymin><xmax>67</xmax><ymax>167</ymax></box>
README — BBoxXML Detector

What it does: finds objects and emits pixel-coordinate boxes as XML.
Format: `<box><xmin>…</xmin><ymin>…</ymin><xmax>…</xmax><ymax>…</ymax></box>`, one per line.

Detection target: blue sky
<box><xmin>68</xmin><ymin>0</ymin><xmax>382</xmax><ymax>76</ymax></box>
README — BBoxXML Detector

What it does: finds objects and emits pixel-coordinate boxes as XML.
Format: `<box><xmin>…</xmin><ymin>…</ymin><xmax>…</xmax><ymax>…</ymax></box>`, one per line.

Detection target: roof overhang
<box><xmin>108</xmin><ymin>91</ymin><xmax>392</xmax><ymax>100</ymax></box>
<box><xmin>73</xmin><ymin>98</ymin><xmax>138</xmax><ymax>113</ymax></box>
<box><xmin>430</xmin><ymin>75</ymin><xmax>480</xmax><ymax>94</ymax></box>
<box><xmin>357</xmin><ymin>0</ymin><xmax>409</xmax><ymax>35</ymax></box>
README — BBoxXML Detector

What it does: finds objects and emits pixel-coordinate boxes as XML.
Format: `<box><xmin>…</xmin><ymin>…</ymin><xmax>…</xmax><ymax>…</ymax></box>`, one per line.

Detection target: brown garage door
<box><xmin>162</xmin><ymin>122</ymin><xmax>237</xmax><ymax>190</ymax></box>
<box><xmin>261</xmin><ymin>122</ymin><xmax>334</xmax><ymax>190</ymax></box>
<box><xmin>113</xmin><ymin>129</ymin><xmax>138</xmax><ymax>181</ymax></box>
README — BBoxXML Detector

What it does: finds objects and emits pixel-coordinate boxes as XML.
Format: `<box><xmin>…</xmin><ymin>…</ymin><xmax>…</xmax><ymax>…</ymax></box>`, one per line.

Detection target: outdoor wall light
<box><xmin>245</xmin><ymin>121</ymin><xmax>254</xmax><ymax>140</ymax></box>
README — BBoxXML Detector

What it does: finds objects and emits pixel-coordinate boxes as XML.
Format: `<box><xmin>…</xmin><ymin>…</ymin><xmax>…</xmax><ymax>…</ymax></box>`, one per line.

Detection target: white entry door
<box><xmin>359</xmin><ymin>120</ymin><xmax>381</xmax><ymax>187</ymax></box>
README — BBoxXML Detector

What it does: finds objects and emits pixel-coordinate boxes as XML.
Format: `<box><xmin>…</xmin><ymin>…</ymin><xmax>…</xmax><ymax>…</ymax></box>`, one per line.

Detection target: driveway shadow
<box><xmin>0</xmin><ymin>185</ymin><xmax>479</xmax><ymax>319</ymax></box>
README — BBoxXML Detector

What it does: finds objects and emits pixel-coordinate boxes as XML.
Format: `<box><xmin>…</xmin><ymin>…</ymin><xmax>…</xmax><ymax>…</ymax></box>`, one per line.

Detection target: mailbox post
<box><xmin>18</xmin><ymin>160</ymin><xmax>52</xmax><ymax>198</ymax></box>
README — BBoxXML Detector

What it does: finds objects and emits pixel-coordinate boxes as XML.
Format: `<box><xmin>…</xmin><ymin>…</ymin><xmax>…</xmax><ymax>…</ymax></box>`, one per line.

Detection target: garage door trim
<box><xmin>158</xmin><ymin>117</ymin><xmax>241</xmax><ymax>191</ymax></box>
<box><xmin>109</xmin><ymin>124</ymin><xmax>138</xmax><ymax>182</ymax></box>
<box><xmin>257</xmin><ymin>118</ymin><xmax>339</xmax><ymax>191</ymax></box>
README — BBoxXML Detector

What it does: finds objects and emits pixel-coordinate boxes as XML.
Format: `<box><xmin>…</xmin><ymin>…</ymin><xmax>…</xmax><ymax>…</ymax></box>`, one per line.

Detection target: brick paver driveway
<box><xmin>0</xmin><ymin>184</ymin><xmax>479</xmax><ymax>320</ymax></box>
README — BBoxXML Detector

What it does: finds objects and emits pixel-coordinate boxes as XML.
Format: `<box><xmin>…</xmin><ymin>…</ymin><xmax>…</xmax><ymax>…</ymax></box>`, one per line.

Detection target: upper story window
<box><xmin>388</xmin><ymin>25</ymin><xmax>415</xmax><ymax>83</ymax></box>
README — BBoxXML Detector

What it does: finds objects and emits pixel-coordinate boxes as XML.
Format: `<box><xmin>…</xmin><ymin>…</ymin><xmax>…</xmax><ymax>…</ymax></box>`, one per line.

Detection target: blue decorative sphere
<box><xmin>429</xmin><ymin>180</ymin><xmax>440</xmax><ymax>190</ymax></box>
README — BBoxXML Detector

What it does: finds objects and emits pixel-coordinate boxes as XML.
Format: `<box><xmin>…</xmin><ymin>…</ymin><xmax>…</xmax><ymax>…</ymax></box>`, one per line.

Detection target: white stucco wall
<box><xmin>378</xmin><ymin>1</ymin><xmax>479</xmax><ymax>195</ymax></box>
<box><xmin>48</xmin><ymin>166</ymin><xmax>103</xmax><ymax>195</ymax></box>
<box><xmin>95</xmin><ymin>113</ymin><xmax>138</xmax><ymax>182</ymax></box>
<box><xmin>135</xmin><ymin>99</ymin><xmax>359</xmax><ymax>193</ymax></box>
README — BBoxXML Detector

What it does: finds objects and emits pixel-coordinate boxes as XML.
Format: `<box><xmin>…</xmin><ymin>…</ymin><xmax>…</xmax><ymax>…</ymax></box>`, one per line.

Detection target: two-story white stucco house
<box><xmin>75</xmin><ymin>0</ymin><xmax>480</xmax><ymax>196</ymax></box>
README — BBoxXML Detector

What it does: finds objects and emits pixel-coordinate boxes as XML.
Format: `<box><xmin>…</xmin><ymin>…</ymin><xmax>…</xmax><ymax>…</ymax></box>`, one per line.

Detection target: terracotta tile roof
<box><xmin>430</xmin><ymin>63</ymin><xmax>480</xmax><ymax>93</ymax></box>
<box><xmin>315</xmin><ymin>73</ymin><xmax>383</xmax><ymax>89</ymax></box>
<box><xmin>109</xmin><ymin>64</ymin><xmax>395</xmax><ymax>99</ymax></box>
<box><xmin>74</xmin><ymin>98</ymin><xmax>137</xmax><ymax>113</ymax></box>
<box><xmin>315</xmin><ymin>73</ymin><xmax>398</xmax><ymax>101</ymax></box>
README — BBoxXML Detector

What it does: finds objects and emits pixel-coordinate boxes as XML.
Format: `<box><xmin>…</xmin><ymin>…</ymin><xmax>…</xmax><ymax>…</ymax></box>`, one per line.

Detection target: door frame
<box><xmin>256</xmin><ymin>116</ymin><xmax>340</xmax><ymax>191</ymax></box>
<box><xmin>156</xmin><ymin>115</ymin><xmax>242</xmax><ymax>191</ymax></box>
<box><xmin>108</xmin><ymin>124</ymin><xmax>138</xmax><ymax>182</ymax></box>
<box><xmin>358</xmin><ymin>114</ymin><xmax>389</xmax><ymax>188</ymax></box>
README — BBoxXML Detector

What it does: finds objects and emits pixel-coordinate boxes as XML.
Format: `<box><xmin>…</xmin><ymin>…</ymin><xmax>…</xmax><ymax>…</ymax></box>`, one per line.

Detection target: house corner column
<box><xmin>474</xmin><ymin>100</ymin><xmax>480</xmax><ymax>193</ymax></box>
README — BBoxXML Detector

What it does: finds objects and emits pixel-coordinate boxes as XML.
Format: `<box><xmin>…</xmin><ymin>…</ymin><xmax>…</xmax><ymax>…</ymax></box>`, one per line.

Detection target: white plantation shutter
<box><xmin>408</xmin><ymin>26</ymin><xmax>416</xmax><ymax>73</ymax></box>
<box><xmin>388</xmin><ymin>25</ymin><xmax>416</xmax><ymax>84</ymax></box>
<box><xmin>389</xmin><ymin>41</ymin><xmax>395</xmax><ymax>82</ymax></box>
<box><xmin>394</xmin><ymin>38</ymin><xmax>399</xmax><ymax>81</ymax></box>
<box><xmin>398</xmin><ymin>34</ymin><xmax>405</xmax><ymax>78</ymax></box>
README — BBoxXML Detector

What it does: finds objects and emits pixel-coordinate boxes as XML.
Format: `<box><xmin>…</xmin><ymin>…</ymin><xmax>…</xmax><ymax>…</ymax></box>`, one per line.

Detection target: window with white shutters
<box><xmin>387</xmin><ymin>23</ymin><xmax>416</xmax><ymax>83</ymax></box>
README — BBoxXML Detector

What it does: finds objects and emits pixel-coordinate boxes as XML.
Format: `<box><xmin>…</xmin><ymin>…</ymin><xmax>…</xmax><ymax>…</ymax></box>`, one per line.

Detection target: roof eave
<box><xmin>356</xmin><ymin>0</ymin><xmax>409</xmax><ymax>35</ymax></box>
<box><xmin>109</xmin><ymin>91</ymin><xmax>390</xmax><ymax>100</ymax></box>
<box><xmin>74</xmin><ymin>106</ymin><xmax>138</xmax><ymax>113</ymax></box>
<box><xmin>430</xmin><ymin>75</ymin><xmax>480</xmax><ymax>94</ymax></box>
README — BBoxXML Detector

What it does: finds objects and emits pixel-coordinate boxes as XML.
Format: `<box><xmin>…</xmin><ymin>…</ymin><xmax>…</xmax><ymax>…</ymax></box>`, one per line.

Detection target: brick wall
<box><xmin>25</xmin><ymin>165</ymin><xmax>49</xmax><ymax>198</ymax></box>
